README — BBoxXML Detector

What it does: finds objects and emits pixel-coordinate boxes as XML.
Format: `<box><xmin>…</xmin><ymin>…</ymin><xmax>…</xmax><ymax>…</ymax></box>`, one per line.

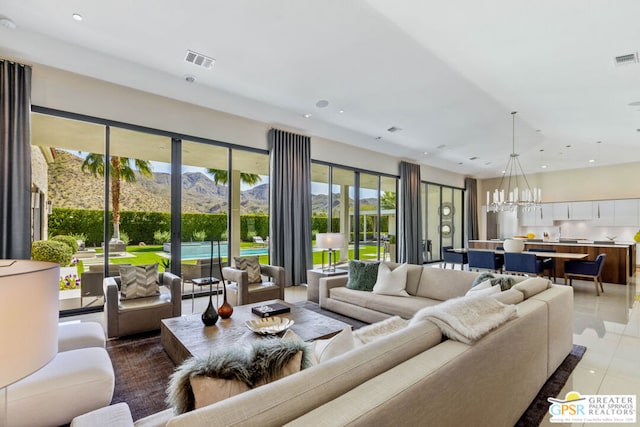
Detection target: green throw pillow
<box><xmin>346</xmin><ymin>260</ymin><xmax>380</xmax><ymax>292</ymax></box>
<box><xmin>471</xmin><ymin>272</ymin><xmax>515</xmax><ymax>292</ymax></box>
<box><xmin>471</xmin><ymin>272</ymin><xmax>495</xmax><ymax>288</ymax></box>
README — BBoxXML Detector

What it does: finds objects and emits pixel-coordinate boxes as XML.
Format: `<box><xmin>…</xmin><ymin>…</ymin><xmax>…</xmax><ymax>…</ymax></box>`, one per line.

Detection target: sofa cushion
<box><xmin>119</xmin><ymin>264</ymin><xmax>159</xmax><ymax>300</ymax></box>
<box><xmin>313</xmin><ymin>327</ymin><xmax>355</xmax><ymax>363</ymax></box>
<box><xmin>234</xmin><ymin>256</ymin><xmax>261</xmax><ymax>283</ymax></box>
<box><xmin>345</xmin><ymin>260</ymin><xmax>380</xmax><ymax>291</ymax></box>
<box><xmin>382</xmin><ymin>262</ymin><xmax>424</xmax><ymax>295</ymax></box>
<box><xmin>512</xmin><ymin>277</ymin><xmax>551</xmax><ymax>299</ymax></box>
<box><xmin>492</xmin><ymin>288</ymin><xmax>525</xmax><ymax>305</ymax></box>
<box><xmin>330</xmin><ymin>287</ymin><xmax>440</xmax><ymax>319</ymax></box>
<box><xmin>372</xmin><ymin>262</ymin><xmax>409</xmax><ymax>297</ymax></box>
<box><xmin>415</xmin><ymin>268</ymin><xmax>479</xmax><ymax>301</ymax></box>
<box><xmin>465</xmin><ymin>280</ymin><xmax>501</xmax><ymax>297</ymax></box>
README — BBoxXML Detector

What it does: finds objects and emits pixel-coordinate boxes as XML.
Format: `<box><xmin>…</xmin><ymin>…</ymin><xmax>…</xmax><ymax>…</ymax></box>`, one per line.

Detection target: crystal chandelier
<box><xmin>487</xmin><ymin>112</ymin><xmax>541</xmax><ymax>213</ymax></box>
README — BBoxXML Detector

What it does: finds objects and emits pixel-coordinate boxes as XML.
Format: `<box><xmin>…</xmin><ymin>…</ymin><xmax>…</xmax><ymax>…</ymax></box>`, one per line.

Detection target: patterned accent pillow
<box><xmin>234</xmin><ymin>256</ymin><xmax>262</xmax><ymax>283</ymax></box>
<box><xmin>120</xmin><ymin>263</ymin><xmax>159</xmax><ymax>299</ymax></box>
<box><xmin>471</xmin><ymin>272</ymin><xmax>495</xmax><ymax>288</ymax></box>
<box><xmin>345</xmin><ymin>260</ymin><xmax>380</xmax><ymax>291</ymax></box>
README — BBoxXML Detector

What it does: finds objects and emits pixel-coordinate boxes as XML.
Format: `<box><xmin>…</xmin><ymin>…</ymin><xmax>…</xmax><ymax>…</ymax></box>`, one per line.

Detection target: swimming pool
<box><xmin>163</xmin><ymin>241</ymin><xmax>269</xmax><ymax>260</ymax></box>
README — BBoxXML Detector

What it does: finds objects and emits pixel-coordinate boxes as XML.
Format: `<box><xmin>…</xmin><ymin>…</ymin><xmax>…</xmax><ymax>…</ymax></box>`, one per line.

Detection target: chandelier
<box><xmin>487</xmin><ymin>111</ymin><xmax>541</xmax><ymax>213</ymax></box>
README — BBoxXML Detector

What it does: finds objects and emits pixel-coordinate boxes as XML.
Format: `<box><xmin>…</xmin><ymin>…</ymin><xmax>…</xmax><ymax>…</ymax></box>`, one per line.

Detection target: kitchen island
<box><xmin>468</xmin><ymin>240</ymin><xmax>635</xmax><ymax>285</ymax></box>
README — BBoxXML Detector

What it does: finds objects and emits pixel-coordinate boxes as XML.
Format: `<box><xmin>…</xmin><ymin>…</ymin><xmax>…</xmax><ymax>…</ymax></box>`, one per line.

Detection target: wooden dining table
<box><xmin>454</xmin><ymin>248</ymin><xmax>588</xmax><ymax>260</ymax></box>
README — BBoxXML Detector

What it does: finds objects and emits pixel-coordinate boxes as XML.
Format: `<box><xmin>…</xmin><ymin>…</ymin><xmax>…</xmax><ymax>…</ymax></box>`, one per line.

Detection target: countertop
<box><xmin>470</xmin><ymin>239</ymin><xmax>635</xmax><ymax>247</ymax></box>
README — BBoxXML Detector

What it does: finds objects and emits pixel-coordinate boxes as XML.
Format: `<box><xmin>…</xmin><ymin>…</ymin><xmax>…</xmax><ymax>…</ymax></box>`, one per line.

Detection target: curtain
<box><xmin>269</xmin><ymin>129</ymin><xmax>312</xmax><ymax>286</ymax></box>
<box><xmin>0</xmin><ymin>60</ymin><xmax>32</xmax><ymax>260</ymax></box>
<box><xmin>399</xmin><ymin>161</ymin><xmax>423</xmax><ymax>264</ymax></box>
<box><xmin>465</xmin><ymin>177</ymin><xmax>479</xmax><ymax>242</ymax></box>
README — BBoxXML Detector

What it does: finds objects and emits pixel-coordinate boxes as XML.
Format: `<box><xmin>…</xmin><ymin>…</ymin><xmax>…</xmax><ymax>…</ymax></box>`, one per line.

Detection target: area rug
<box><xmin>107</xmin><ymin>316</ymin><xmax>585</xmax><ymax>425</ymax></box>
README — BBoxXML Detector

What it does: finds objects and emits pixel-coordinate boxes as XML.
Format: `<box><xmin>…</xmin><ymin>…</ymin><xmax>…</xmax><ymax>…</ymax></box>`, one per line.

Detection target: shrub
<box><xmin>32</xmin><ymin>240</ymin><xmax>73</xmax><ymax>266</ymax></box>
<box><xmin>119</xmin><ymin>231</ymin><xmax>130</xmax><ymax>245</ymax></box>
<box><xmin>154</xmin><ymin>230</ymin><xmax>171</xmax><ymax>244</ymax></box>
<box><xmin>51</xmin><ymin>235</ymin><xmax>79</xmax><ymax>253</ymax></box>
<box><xmin>70</xmin><ymin>232</ymin><xmax>87</xmax><ymax>243</ymax></box>
<box><xmin>192</xmin><ymin>230</ymin><xmax>206</xmax><ymax>242</ymax></box>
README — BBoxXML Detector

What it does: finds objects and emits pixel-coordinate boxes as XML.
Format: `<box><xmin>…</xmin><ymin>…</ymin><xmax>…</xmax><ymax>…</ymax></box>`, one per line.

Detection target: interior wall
<box><xmin>30</xmin><ymin>63</ymin><xmax>465</xmax><ymax>184</ymax></box>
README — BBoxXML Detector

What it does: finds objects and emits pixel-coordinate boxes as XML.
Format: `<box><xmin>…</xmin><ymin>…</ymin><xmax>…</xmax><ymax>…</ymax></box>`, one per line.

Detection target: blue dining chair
<box><xmin>528</xmin><ymin>248</ymin><xmax>556</xmax><ymax>282</ymax></box>
<box><xmin>564</xmin><ymin>254</ymin><xmax>607</xmax><ymax>296</ymax></box>
<box><xmin>504</xmin><ymin>252</ymin><xmax>543</xmax><ymax>277</ymax></box>
<box><xmin>467</xmin><ymin>250</ymin><xmax>503</xmax><ymax>273</ymax></box>
<box><xmin>441</xmin><ymin>246</ymin><xmax>468</xmax><ymax>270</ymax></box>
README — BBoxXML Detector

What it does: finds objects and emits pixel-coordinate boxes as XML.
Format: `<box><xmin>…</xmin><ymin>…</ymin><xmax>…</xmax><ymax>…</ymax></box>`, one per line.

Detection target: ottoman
<box><xmin>58</xmin><ymin>321</ymin><xmax>106</xmax><ymax>352</ymax></box>
<box><xmin>3</xmin><ymin>347</ymin><xmax>115</xmax><ymax>427</ymax></box>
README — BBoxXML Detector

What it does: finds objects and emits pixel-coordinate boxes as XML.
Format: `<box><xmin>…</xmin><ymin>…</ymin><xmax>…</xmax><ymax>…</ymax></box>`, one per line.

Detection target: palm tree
<box><xmin>206</xmin><ymin>169</ymin><xmax>262</xmax><ymax>186</ymax></box>
<box><xmin>380</xmin><ymin>191</ymin><xmax>397</xmax><ymax>209</ymax></box>
<box><xmin>81</xmin><ymin>153</ymin><xmax>153</xmax><ymax>242</ymax></box>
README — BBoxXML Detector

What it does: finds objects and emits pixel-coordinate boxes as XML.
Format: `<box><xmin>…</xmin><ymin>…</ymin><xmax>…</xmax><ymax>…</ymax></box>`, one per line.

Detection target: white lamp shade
<box><xmin>316</xmin><ymin>233</ymin><xmax>345</xmax><ymax>249</ymax></box>
<box><xmin>0</xmin><ymin>260</ymin><xmax>59</xmax><ymax>387</ymax></box>
<box><xmin>503</xmin><ymin>239</ymin><xmax>525</xmax><ymax>253</ymax></box>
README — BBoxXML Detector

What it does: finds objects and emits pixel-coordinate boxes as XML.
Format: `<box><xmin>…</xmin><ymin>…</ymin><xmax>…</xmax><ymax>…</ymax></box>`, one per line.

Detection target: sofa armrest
<box><xmin>222</xmin><ymin>266</ymin><xmax>248</xmax><ymax>285</ymax></box>
<box><xmin>71</xmin><ymin>402</ymin><xmax>134</xmax><ymax>427</ymax></box>
<box><xmin>319</xmin><ymin>275</ymin><xmax>349</xmax><ymax>308</ymax></box>
<box><xmin>103</xmin><ymin>277</ymin><xmax>120</xmax><ymax>338</ymax></box>
<box><xmin>161</xmin><ymin>271</ymin><xmax>182</xmax><ymax>317</ymax></box>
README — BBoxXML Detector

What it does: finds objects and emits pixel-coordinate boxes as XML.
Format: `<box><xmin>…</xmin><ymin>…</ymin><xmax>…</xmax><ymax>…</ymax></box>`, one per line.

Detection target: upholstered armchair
<box><xmin>564</xmin><ymin>253</ymin><xmax>607</xmax><ymax>296</ymax></box>
<box><xmin>103</xmin><ymin>271</ymin><xmax>182</xmax><ymax>338</ymax></box>
<box><xmin>504</xmin><ymin>252</ymin><xmax>543</xmax><ymax>276</ymax></box>
<box><xmin>467</xmin><ymin>250</ymin><xmax>503</xmax><ymax>273</ymax></box>
<box><xmin>222</xmin><ymin>264</ymin><xmax>285</xmax><ymax>306</ymax></box>
<box><xmin>441</xmin><ymin>246</ymin><xmax>468</xmax><ymax>270</ymax></box>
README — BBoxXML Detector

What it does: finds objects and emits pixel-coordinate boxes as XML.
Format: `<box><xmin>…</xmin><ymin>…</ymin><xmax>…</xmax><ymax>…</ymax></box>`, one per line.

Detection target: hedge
<box><xmin>49</xmin><ymin>208</ymin><xmax>391</xmax><ymax>246</ymax></box>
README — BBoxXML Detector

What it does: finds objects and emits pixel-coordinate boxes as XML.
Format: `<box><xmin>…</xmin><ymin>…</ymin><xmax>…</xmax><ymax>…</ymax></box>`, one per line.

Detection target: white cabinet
<box><xmin>552</xmin><ymin>203</ymin><xmax>571</xmax><ymax>220</ymax></box>
<box><xmin>519</xmin><ymin>204</ymin><xmax>554</xmax><ymax>226</ymax></box>
<box><xmin>570</xmin><ymin>201</ymin><xmax>593</xmax><ymax>220</ymax></box>
<box><xmin>614</xmin><ymin>199</ymin><xmax>639</xmax><ymax>226</ymax></box>
<box><xmin>593</xmin><ymin>201</ymin><xmax>615</xmax><ymax>226</ymax></box>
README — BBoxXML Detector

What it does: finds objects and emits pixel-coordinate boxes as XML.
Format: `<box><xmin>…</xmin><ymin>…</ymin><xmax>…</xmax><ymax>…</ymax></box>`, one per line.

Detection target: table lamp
<box><xmin>0</xmin><ymin>260</ymin><xmax>59</xmax><ymax>426</ymax></box>
<box><xmin>315</xmin><ymin>233</ymin><xmax>345</xmax><ymax>272</ymax></box>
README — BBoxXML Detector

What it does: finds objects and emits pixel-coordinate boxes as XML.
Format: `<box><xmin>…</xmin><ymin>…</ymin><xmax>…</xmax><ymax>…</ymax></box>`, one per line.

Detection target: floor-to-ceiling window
<box><xmin>310</xmin><ymin>163</ymin><xmax>330</xmax><ymax>267</ymax></box>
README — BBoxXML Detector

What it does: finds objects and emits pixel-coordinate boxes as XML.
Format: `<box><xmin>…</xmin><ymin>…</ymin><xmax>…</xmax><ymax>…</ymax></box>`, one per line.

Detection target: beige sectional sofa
<box><xmin>72</xmin><ymin>266</ymin><xmax>573</xmax><ymax>427</ymax></box>
<box><xmin>320</xmin><ymin>262</ymin><xmax>525</xmax><ymax>323</ymax></box>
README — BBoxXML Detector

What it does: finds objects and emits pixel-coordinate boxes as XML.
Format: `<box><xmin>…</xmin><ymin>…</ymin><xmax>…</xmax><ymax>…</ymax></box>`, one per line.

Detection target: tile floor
<box><xmin>62</xmin><ymin>273</ymin><xmax>639</xmax><ymax>427</ymax></box>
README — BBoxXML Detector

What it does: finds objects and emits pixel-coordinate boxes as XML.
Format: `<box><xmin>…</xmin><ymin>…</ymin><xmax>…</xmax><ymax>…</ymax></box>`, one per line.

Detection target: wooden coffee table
<box><xmin>161</xmin><ymin>299</ymin><xmax>351</xmax><ymax>364</ymax></box>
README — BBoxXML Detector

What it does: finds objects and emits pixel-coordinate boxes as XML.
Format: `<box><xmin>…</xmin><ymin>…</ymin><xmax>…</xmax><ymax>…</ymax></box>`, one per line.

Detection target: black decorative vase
<box><xmin>201</xmin><ymin>294</ymin><xmax>218</xmax><ymax>326</ymax></box>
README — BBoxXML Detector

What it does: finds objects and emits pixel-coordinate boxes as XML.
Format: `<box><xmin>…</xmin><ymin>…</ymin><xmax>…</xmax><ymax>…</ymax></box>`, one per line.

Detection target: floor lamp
<box><xmin>0</xmin><ymin>260</ymin><xmax>59</xmax><ymax>427</ymax></box>
<box><xmin>316</xmin><ymin>233</ymin><xmax>345</xmax><ymax>272</ymax></box>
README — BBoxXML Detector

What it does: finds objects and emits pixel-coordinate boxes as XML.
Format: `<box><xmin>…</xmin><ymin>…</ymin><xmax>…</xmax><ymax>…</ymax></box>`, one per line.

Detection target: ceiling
<box><xmin>2</xmin><ymin>0</ymin><xmax>640</xmax><ymax>179</ymax></box>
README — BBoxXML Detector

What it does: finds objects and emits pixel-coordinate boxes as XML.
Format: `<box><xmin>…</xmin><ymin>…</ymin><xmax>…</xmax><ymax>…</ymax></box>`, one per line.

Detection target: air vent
<box><xmin>614</xmin><ymin>52</ymin><xmax>638</xmax><ymax>66</ymax></box>
<box><xmin>387</xmin><ymin>126</ymin><xmax>402</xmax><ymax>133</ymax></box>
<box><xmin>185</xmin><ymin>50</ymin><xmax>215</xmax><ymax>69</ymax></box>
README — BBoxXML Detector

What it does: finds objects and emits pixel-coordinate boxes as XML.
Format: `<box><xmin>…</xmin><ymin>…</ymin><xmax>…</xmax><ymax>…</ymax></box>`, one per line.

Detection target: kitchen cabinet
<box><xmin>552</xmin><ymin>203</ymin><xmax>571</xmax><ymax>220</ymax></box>
<box><xmin>614</xmin><ymin>199</ymin><xmax>639</xmax><ymax>226</ymax></box>
<box><xmin>593</xmin><ymin>200</ymin><xmax>615</xmax><ymax>226</ymax></box>
<box><xmin>519</xmin><ymin>204</ymin><xmax>554</xmax><ymax>226</ymax></box>
<box><xmin>570</xmin><ymin>201</ymin><xmax>593</xmax><ymax>220</ymax></box>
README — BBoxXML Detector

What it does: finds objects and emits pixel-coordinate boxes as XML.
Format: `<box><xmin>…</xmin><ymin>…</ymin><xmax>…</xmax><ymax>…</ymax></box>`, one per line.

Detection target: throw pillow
<box><xmin>167</xmin><ymin>337</ymin><xmax>311</xmax><ymax>414</ymax></box>
<box><xmin>491</xmin><ymin>276</ymin><xmax>516</xmax><ymax>291</ymax></box>
<box><xmin>471</xmin><ymin>272</ymin><xmax>495</xmax><ymax>288</ymax></box>
<box><xmin>345</xmin><ymin>260</ymin><xmax>380</xmax><ymax>291</ymax></box>
<box><xmin>119</xmin><ymin>264</ymin><xmax>159</xmax><ymax>299</ymax></box>
<box><xmin>312</xmin><ymin>326</ymin><xmax>355</xmax><ymax>363</ymax></box>
<box><xmin>372</xmin><ymin>263</ymin><xmax>409</xmax><ymax>297</ymax></box>
<box><xmin>465</xmin><ymin>281</ymin><xmax>501</xmax><ymax>297</ymax></box>
<box><xmin>352</xmin><ymin>316</ymin><xmax>408</xmax><ymax>345</ymax></box>
<box><xmin>234</xmin><ymin>256</ymin><xmax>262</xmax><ymax>283</ymax></box>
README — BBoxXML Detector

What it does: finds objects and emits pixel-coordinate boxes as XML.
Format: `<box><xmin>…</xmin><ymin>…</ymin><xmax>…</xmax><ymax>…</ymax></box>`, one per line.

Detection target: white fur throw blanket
<box><xmin>409</xmin><ymin>296</ymin><xmax>518</xmax><ymax>345</ymax></box>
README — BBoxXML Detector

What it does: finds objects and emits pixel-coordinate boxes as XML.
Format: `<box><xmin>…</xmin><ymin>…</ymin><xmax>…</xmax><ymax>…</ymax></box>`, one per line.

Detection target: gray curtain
<box><xmin>0</xmin><ymin>60</ymin><xmax>32</xmax><ymax>259</ymax></box>
<box><xmin>399</xmin><ymin>161</ymin><xmax>423</xmax><ymax>264</ymax></box>
<box><xmin>268</xmin><ymin>129</ymin><xmax>312</xmax><ymax>286</ymax></box>
<box><xmin>465</xmin><ymin>177</ymin><xmax>479</xmax><ymax>241</ymax></box>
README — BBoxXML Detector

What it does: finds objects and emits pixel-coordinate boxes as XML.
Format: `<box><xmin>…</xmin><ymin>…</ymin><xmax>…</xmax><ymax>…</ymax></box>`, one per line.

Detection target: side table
<box><xmin>306</xmin><ymin>268</ymin><xmax>348</xmax><ymax>303</ymax></box>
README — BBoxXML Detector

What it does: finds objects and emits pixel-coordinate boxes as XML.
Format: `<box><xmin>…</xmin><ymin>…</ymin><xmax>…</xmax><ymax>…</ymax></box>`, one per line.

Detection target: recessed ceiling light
<box><xmin>387</xmin><ymin>126</ymin><xmax>402</xmax><ymax>133</ymax></box>
<box><xmin>501</xmin><ymin>170</ymin><xmax>506</xmax><ymax>174</ymax></box>
<box><xmin>437</xmin><ymin>144</ymin><xmax>446</xmax><ymax>149</ymax></box>
<box><xmin>541</xmin><ymin>165</ymin><xmax>547</xmax><ymax>169</ymax></box>
<box><xmin>423</xmin><ymin>151</ymin><xmax>428</xmax><ymax>156</ymax></box>
<box><xmin>596</xmin><ymin>141</ymin><xmax>602</xmax><ymax>144</ymax></box>
<box><xmin>184</xmin><ymin>75</ymin><xmax>196</xmax><ymax>83</ymax></box>
<box><xmin>374</xmin><ymin>136</ymin><xmax>381</xmax><ymax>140</ymax></box>
<box><xmin>72</xmin><ymin>13</ymin><xmax>83</xmax><ymax>21</ymax></box>
<box><xmin>589</xmin><ymin>159</ymin><xmax>595</xmax><ymax>163</ymax></box>
<box><xmin>315</xmin><ymin>100</ymin><xmax>329</xmax><ymax>108</ymax></box>
<box><xmin>338</xmin><ymin>109</ymin><xmax>345</xmax><ymax>114</ymax></box>
<box><xmin>0</xmin><ymin>16</ymin><xmax>17</xmax><ymax>29</ymax></box>
<box><xmin>565</xmin><ymin>144</ymin><xmax>572</xmax><ymax>148</ymax></box>
<box><xmin>469</xmin><ymin>156</ymin><xmax>478</xmax><ymax>161</ymax></box>
<box><xmin>303</xmin><ymin>113</ymin><xmax>312</xmax><ymax>119</ymax></box>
